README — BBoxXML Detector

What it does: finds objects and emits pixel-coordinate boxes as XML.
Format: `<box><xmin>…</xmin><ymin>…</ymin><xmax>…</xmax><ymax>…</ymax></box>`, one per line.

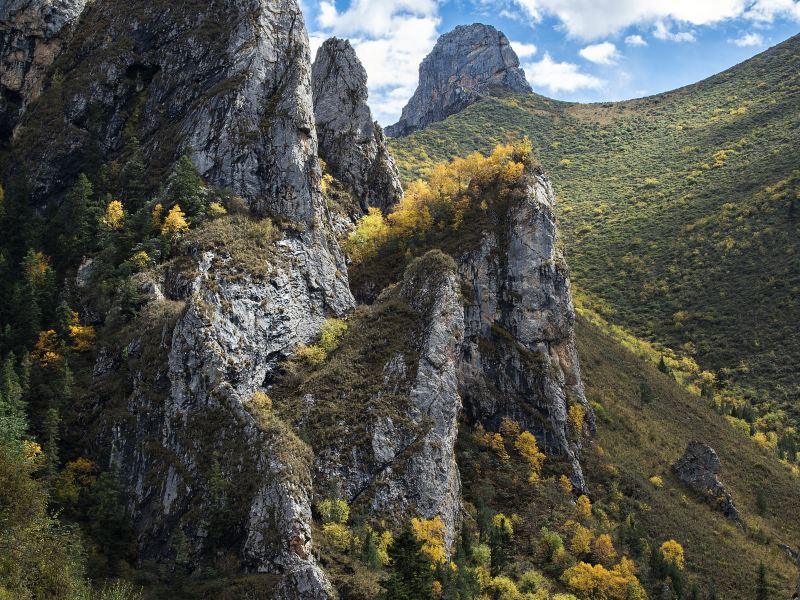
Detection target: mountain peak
<box><xmin>386</xmin><ymin>23</ymin><xmax>531</xmax><ymax>137</ymax></box>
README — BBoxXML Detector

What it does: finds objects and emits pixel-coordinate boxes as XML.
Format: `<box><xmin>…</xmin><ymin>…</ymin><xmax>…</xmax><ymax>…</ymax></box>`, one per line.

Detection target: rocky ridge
<box><xmin>312</xmin><ymin>37</ymin><xmax>403</xmax><ymax>216</ymax></box>
<box><xmin>0</xmin><ymin>0</ymin><xmax>87</xmax><ymax>143</ymax></box>
<box><xmin>386</xmin><ymin>23</ymin><xmax>531</xmax><ymax>137</ymax></box>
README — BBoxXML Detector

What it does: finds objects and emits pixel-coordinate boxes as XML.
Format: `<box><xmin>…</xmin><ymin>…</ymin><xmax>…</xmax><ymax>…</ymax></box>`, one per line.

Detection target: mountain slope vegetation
<box><xmin>390</xmin><ymin>34</ymin><xmax>800</xmax><ymax>443</ymax></box>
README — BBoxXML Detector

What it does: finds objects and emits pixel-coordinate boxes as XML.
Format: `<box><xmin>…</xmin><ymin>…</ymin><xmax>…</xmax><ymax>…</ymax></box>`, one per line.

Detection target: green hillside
<box><xmin>390</xmin><ymin>34</ymin><xmax>800</xmax><ymax>445</ymax></box>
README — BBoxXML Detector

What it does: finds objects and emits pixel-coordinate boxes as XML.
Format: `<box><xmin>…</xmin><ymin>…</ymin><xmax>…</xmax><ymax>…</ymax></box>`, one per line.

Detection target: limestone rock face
<box><xmin>306</xmin><ymin>251</ymin><xmax>464</xmax><ymax>550</ymax></box>
<box><xmin>386</xmin><ymin>23</ymin><xmax>531</xmax><ymax>137</ymax></box>
<box><xmin>457</xmin><ymin>170</ymin><xmax>593</xmax><ymax>492</ymax></box>
<box><xmin>312</xmin><ymin>37</ymin><xmax>403</xmax><ymax>215</ymax></box>
<box><xmin>11</xmin><ymin>0</ymin><xmax>328</xmax><ymax>224</ymax></box>
<box><xmin>673</xmin><ymin>441</ymin><xmax>740</xmax><ymax>521</ymax></box>
<box><xmin>20</xmin><ymin>0</ymin><xmax>356</xmax><ymax>596</ymax></box>
<box><xmin>0</xmin><ymin>0</ymin><xmax>87</xmax><ymax>143</ymax></box>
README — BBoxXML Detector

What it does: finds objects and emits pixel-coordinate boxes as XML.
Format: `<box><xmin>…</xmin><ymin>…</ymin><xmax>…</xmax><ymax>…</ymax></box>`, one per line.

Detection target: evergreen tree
<box><xmin>361</xmin><ymin>528</ymin><xmax>381</xmax><ymax>569</ymax></box>
<box><xmin>489</xmin><ymin>516</ymin><xmax>513</xmax><ymax>576</ymax></box>
<box><xmin>168</xmin><ymin>154</ymin><xmax>206</xmax><ymax>223</ymax></box>
<box><xmin>640</xmin><ymin>381</ymin><xmax>654</xmax><ymax>405</ymax></box>
<box><xmin>756</xmin><ymin>562</ymin><xmax>769</xmax><ymax>600</ymax></box>
<box><xmin>62</xmin><ymin>174</ymin><xmax>99</xmax><ymax>262</ymax></box>
<box><xmin>0</xmin><ymin>353</ymin><xmax>26</xmax><ymax>444</ymax></box>
<box><xmin>382</xmin><ymin>524</ymin><xmax>434</xmax><ymax>600</ymax></box>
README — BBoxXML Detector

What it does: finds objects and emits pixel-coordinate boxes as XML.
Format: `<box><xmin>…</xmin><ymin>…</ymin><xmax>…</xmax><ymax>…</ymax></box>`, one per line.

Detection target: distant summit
<box><xmin>386</xmin><ymin>23</ymin><xmax>531</xmax><ymax>137</ymax></box>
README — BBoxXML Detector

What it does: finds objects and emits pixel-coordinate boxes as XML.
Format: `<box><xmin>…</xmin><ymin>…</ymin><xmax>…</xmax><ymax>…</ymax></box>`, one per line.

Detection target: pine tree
<box><xmin>756</xmin><ymin>562</ymin><xmax>769</xmax><ymax>600</ymax></box>
<box><xmin>168</xmin><ymin>154</ymin><xmax>206</xmax><ymax>222</ymax></box>
<box><xmin>0</xmin><ymin>352</ymin><xmax>26</xmax><ymax>444</ymax></box>
<box><xmin>489</xmin><ymin>515</ymin><xmax>513</xmax><ymax>576</ymax></box>
<box><xmin>382</xmin><ymin>524</ymin><xmax>434</xmax><ymax>600</ymax></box>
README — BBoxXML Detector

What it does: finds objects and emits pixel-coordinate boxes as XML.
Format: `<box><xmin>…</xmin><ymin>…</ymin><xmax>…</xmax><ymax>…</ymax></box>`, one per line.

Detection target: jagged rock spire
<box><xmin>312</xmin><ymin>37</ymin><xmax>403</xmax><ymax>214</ymax></box>
<box><xmin>386</xmin><ymin>23</ymin><xmax>531</xmax><ymax>137</ymax></box>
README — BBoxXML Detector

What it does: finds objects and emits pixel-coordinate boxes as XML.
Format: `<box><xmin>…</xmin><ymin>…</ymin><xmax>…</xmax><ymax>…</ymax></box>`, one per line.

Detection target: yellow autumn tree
<box><xmin>345</xmin><ymin>207</ymin><xmax>389</xmax><ymax>264</ymax></box>
<box><xmin>659</xmin><ymin>539</ymin><xmax>685</xmax><ymax>570</ymax></box>
<box><xmin>500</xmin><ymin>417</ymin><xmax>522</xmax><ymax>439</ymax></box>
<box><xmin>514</xmin><ymin>431</ymin><xmax>546</xmax><ymax>482</ymax></box>
<box><xmin>474</xmin><ymin>424</ymin><xmax>510</xmax><ymax>462</ymax></box>
<box><xmin>68</xmin><ymin>311</ymin><xmax>95</xmax><ymax>352</ymax></box>
<box><xmin>34</xmin><ymin>330</ymin><xmax>62</xmax><ymax>367</ymax></box>
<box><xmin>576</xmin><ymin>495</ymin><xmax>593</xmax><ymax>520</ymax></box>
<box><xmin>562</xmin><ymin>560</ymin><xmax>648</xmax><ymax>600</ymax></box>
<box><xmin>568</xmin><ymin>404</ymin><xmax>586</xmax><ymax>436</ymax></box>
<box><xmin>102</xmin><ymin>199</ymin><xmax>125</xmax><ymax>230</ymax></box>
<box><xmin>411</xmin><ymin>516</ymin><xmax>447</xmax><ymax>564</ymax></box>
<box><xmin>25</xmin><ymin>251</ymin><xmax>51</xmax><ymax>286</ymax></box>
<box><xmin>151</xmin><ymin>203</ymin><xmax>164</xmax><ymax>230</ymax></box>
<box><xmin>570</xmin><ymin>523</ymin><xmax>593</xmax><ymax>555</ymax></box>
<box><xmin>593</xmin><ymin>534</ymin><xmax>617</xmax><ymax>566</ymax></box>
<box><xmin>162</xmin><ymin>204</ymin><xmax>190</xmax><ymax>237</ymax></box>
<box><xmin>559</xmin><ymin>475</ymin><xmax>573</xmax><ymax>496</ymax></box>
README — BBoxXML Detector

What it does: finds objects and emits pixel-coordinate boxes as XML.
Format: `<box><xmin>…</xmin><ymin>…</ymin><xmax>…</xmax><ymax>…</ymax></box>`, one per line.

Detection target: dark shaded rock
<box><xmin>386</xmin><ymin>23</ymin><xmax>531</xmax><ymax>137</ymax></box>
<box><xmin>312</xmin><ymin>37</ymin><xmax>402</xmax><ymax>215</ymax></box>
<box><xmin>0</xmin><ymin>0</ymin><xmax>88</xmax><ymax>144</ymax></box>
<box><xmin>673</xmin><ymin>441</ymin><xmax>740</xmax><ymax>521</ymax></box>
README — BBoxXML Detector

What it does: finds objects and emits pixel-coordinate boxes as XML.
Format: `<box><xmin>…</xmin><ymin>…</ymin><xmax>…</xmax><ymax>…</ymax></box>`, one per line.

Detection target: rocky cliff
<box><xmin>1</xmin><ymin>2</ymin><xmax>590</xmax><ymax>595</ymax></box>
<box><xmin>457</xmin><ymin>170</ymin><xmax>592</xmax><ymax>492</ymax></box>
<box><xmin>8</xmin><ymin>0</ymin><xmax>353</xmax><ymax>596</ymax></box>
<box><xmin>0</xmin><ymin>0</ymin><xmax>87</xmax><ymax>144</ymax></box>
<box><xmin>312</xmin><ymin>37</ymin><xmax>402</xmax><ymax>215</ymax></box>
<box><xmin>386</xmin><ymin>23</ymin><xmax>531</xmax><ymax>137</ymax></box>
<box><xmin>279</xmin><ymin>250</ymin><xmax>464</xmax><ymax>551</ymax></box>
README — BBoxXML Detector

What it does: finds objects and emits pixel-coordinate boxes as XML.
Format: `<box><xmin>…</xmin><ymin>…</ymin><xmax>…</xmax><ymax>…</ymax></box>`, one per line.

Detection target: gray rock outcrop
<box><xmin>0</xmin><ymin>0</ymin><xmax>88</xmax><ymax>143</ymax></box>
<box><xmin>14</xmin><ymin>0</ymin><xmax>355</xmax><ymax>596</ymax></box>
<box><xmin>293</xmin><ymin>250</ymin><xmax>464</xmax><ymax>550</ymax></box>
<box><xmin>312</xmin><ymin>37</ymin><xmax>403</xmax><ymax>215</ymax></box>
<box><xmin>386</xmin><ymin>23</ymin><xmax>531</xmax><ymax>137</ymax></box>
<box><xmin>10</xmin><ymin>0</ymin><xmax>329</xmax><ymax>225</ymax></box>
<box><xmin>673</xmin><ymin>441</ymin><xmax>740</xmax><ymax>521</ymax></box>
<box><xmin>457</xmin><ymin>169</ymin><xmax>593</xmax><ymax>492</ymax></box>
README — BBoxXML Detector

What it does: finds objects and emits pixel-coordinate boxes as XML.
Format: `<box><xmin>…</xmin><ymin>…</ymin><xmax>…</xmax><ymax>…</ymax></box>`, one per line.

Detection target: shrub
<box><xmin>659</xmin><ymin>539</ymin><xmax>685</xmax><ymax>570</ymax></box>
<box><xmin>318</xmin><ymin>499</ymin><xmax>349</xmax><ymax>525</ymax></box>
<box><xmin>322</xmin><ymin>522</ymin><xmax>352</xmax><ymax>552</ymax></box>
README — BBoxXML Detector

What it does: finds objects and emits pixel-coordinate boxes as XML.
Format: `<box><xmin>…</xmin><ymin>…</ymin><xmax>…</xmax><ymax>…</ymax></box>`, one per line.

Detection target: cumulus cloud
<box><xmin>732</xmin><ymin>32</ymin><xmax>765</xmax><ymax>46</ymax></box>
<box><xmin>653</xmin><ymin>21</ymin><xmax>696</xmax><ymax>42</ymax></box>
<box><xmin>625</xmin><ymin>34</ymin><xmax>647</xmax><ymax>46</ymax></box>
<box><xmin>522</xmin><ymin>53</ymin><xmax>605</xmax><ymax>93</ymax></box>
<box><xmin>579</xmin><ymin>42</ymin><xmax>620</xmax><ymax>65</ymax></box>
<box><xmin>310</xmin><ymin>0</ymin><xmax>441</xmax><ymax>125</ymax></box>
<box><xmin>745</xmin><ymin>0</ymin><xmax>800</xmax><ymax>22</ymax></box>
<box><xmin>503</xmin><ymin>0</ymin><xmax>749</xmax><ymax>39</ymax></box>
<box><xmin>511</xmin><ymin>41</ymin><xmax>538</xmax><ymax>58</ymax></box>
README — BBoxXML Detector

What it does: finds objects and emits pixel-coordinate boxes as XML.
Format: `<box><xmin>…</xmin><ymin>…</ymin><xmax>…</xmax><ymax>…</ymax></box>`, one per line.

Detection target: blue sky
<box><xmin>300</xmin><ymin>0</ymin><xmax>800</xmax><ymax>125</ymax></box>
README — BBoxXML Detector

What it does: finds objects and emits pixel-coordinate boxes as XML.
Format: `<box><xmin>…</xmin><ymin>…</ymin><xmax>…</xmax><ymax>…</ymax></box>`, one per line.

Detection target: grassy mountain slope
<box><xmin>575</xmin><ymin>314</ymin><xmax>800</xmax><ymax>599</ymax></box>
<box><xmin>390</xmin><ymin>34</ymin><xmax>800</xmax><ymax>430</ymax></box>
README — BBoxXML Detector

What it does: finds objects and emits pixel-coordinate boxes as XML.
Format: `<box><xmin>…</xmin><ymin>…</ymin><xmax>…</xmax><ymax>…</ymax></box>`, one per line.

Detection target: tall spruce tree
<box><xmin>382</xmin><ymin>524</ymin><xmax>434</xmax><ymax>600</ymax></box>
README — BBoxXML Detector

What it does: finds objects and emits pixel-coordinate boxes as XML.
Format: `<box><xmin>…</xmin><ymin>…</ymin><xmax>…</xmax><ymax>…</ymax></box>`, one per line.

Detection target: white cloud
<box><xmin>625</xmin><ymin>34</ymin><xmax>647</xmax><ymax>46</ymax></box>
<box><xmin>310</xmin><ymin>0</ymin><xmax>441</xmax><ymax>125</ymax></box>
<box><xmin>745</xmin><ymin>0</ymin><xmax>800</xmax><ymax>22</ymax></box>
<box><xmin>522</xmin><ymin>53</ymin><xmax>605</xmax><ymax>93</ymax></box>
<box><xmin>732</xmin><ymin>32</ymin><xmax>765</xmax><ymax>46</ymax></box>
<box><xmin>504</xmin><ymin>0</ymin><xmax>749</xmax><ymax>39</ymax></box>
<box><xmin>511</xmin><ymin>40</ymin><xmax>537</xmax><ymax>58</ymax></box>
<box><xmin>653</xmin><ymin>21</ymin><xmax>696</xmax><ymax>42</ymax></box>
<box><xmin>579</xmin><ymin>41</ymin><xmax>620</xmax><ymax>64</ymax></box>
